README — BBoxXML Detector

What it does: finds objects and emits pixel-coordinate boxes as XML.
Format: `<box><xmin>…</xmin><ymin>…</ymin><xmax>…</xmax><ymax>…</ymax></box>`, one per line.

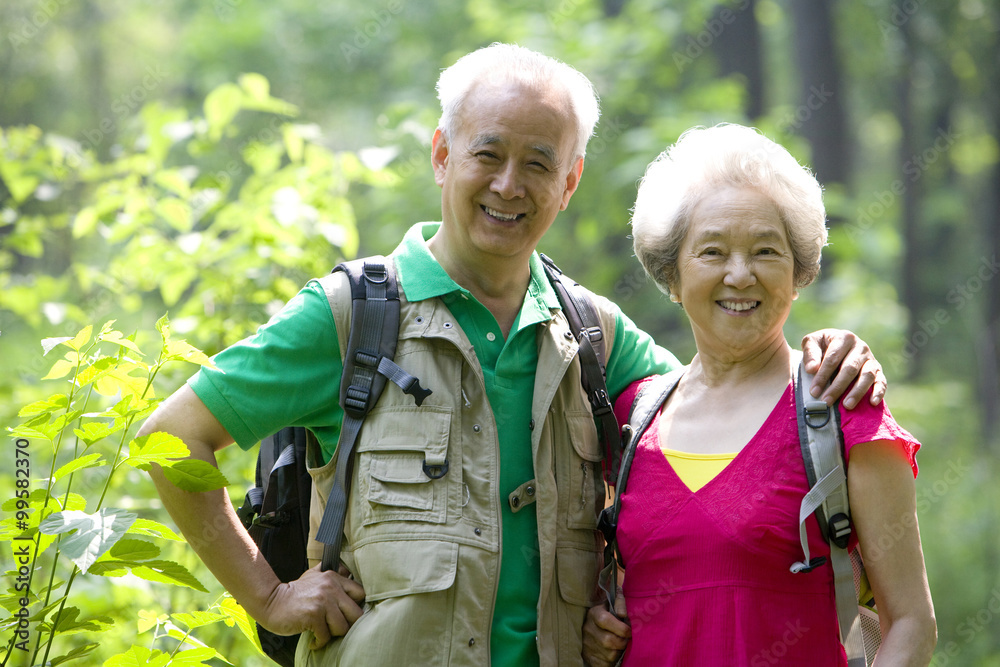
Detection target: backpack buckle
<box><xmin>803</xmin><ymin>399</ymin><xmax>832</xmax><ymax>429</ymax></box>
<box><xmin>828</xmin><ymin>512</ymin><xmax>852</xmax><ymax>549</ymax></box>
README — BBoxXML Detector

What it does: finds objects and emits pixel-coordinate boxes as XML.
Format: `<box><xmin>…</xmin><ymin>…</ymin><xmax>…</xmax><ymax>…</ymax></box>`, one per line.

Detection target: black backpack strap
<box><xmin>539</xmin><ymin>254</ymin><xmax>620</xmax><ymax>479</ymax></box>
<box><xmin>597</xmin><ymin>368</ymin><xmax>685</xmax><ymax>615</ymax></box>
<box><xmin>315</xmin><ymin>256</ymin><xmax>432</xmax><ymax>571</ymax></box>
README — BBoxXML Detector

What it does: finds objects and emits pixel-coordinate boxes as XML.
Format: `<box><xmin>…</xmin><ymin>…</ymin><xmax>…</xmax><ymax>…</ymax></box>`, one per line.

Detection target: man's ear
<box><xmin>560</xmin><ymin>156</ymin><xmax>584</xmax><ymax>210</ymax></box>
<box><xmin>431</xmin><ymin>128</ymin><xmax>449</xmax><ymax>187</ymax></box>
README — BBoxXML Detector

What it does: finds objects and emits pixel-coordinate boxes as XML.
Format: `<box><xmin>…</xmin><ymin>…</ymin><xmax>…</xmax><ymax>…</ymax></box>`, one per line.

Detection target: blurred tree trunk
<box><xmin>712</xmin><ymin>0</ymin><xmax>764</xmax><ymax>119</ymax></box>
<box><xmin>896</xmin><ymin>27</ymin><xmax>924</xmax><ymax>379</ymax></box>
<box><xmin>787</xmin><ymin>0</ymin><xmax>850</xmax><ymax>186</ymax></box>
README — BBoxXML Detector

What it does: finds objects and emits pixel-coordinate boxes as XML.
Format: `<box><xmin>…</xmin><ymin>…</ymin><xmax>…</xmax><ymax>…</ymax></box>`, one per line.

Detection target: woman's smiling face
<box><xmin>675</xmin><ymin>185</ymin><xmax>798</xmax><ymax>361</ymax></box>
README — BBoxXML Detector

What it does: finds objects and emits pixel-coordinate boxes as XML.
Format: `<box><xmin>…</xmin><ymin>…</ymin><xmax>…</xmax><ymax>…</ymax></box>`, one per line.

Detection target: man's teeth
<box><xmin>720</xmin><ymin>300</ymin><xmax>759</xmax><ymax>312</ymax></box>
<box><xmin>485</xmin><ymin>207</ymin><xmax>519</xmax><ymax>221</ymax></box>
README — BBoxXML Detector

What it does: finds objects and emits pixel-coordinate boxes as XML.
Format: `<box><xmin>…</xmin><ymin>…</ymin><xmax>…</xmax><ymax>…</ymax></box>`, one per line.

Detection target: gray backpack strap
<box><xmin>597</xmin><ymin>368</ymin><xmax>685</xmax><ymax>615</ymax></box>
<box><xmin>315</xmin><ymin>256</ymin><xmax>432</xmax><ymax>572</ymax></box>
<box><xmin>790</xmin><ymin>350</ymin><xmax>869</xmax><ymax>666</ymax></box>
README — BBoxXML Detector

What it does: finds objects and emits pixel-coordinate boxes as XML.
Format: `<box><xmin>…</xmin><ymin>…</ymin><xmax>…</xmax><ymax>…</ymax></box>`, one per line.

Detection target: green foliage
<box><xmin>0</xmin><ymin>316</ymin><xmax>263</xmax><ymax>665</ymax></box>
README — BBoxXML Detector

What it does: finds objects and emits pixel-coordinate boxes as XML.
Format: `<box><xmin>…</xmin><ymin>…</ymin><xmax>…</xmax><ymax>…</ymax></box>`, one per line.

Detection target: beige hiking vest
<box><xmin>296</xmin><ymin>269</ymin><xmax>616</xmax><ymax>667</ymax></box>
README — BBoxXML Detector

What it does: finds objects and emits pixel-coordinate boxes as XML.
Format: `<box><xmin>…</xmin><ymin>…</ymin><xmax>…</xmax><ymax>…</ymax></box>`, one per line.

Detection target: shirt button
<box><xmin>469</xmin><ymin>638</ymin><xmax>476</xmax><ymax>646</ymax></box>
<box><xmin>486</xmin><ymin>332</ymin><xmax>496</xmax><ymax>341</ymax></box>
<box><xmin>528</xmin><ymin>419</ymin><xmax>535</xmax><ymax>431</ymax></box>
<box><xmin>526</xmin><ymin>485</ymin><xmax>535</xmax><ymax>496</ymax></box>
<box><xmin>473</xmin><ymin>424</ymin><xmax>481</xmax><ymax>433</ymax></box>
<box><xmin>474</xmin><ymin>528</ymin><xmax>482</xmax><ymax>536</ymax></box>
<box><xmin>512</xmin><ymin>496</ymin><xmax>520</xmax><ymax>508</ymax></box>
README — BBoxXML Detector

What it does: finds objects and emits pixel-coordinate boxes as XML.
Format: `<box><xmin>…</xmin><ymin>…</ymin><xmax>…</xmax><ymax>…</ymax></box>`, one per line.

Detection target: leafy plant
<box><xmin>1</xmin><ymin>317</ymin><xmax>263</xmax><ymax>666</ymax></box>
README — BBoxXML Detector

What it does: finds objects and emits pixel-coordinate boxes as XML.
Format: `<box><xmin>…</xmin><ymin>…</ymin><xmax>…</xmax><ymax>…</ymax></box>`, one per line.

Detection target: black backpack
<box><xmin>237</xmin><ymin>254</ymin><xmax>618</xmax><ymax>666</ymax></box>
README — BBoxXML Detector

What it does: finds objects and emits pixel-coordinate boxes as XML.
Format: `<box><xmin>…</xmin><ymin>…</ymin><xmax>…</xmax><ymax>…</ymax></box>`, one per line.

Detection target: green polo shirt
<box><xmin>190</xmin><ymin>222</ymin><xmax>678</xmax><ymax>667</ymax></box>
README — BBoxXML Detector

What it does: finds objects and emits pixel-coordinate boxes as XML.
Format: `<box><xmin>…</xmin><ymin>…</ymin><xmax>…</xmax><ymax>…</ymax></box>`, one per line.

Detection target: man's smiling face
<box><xmin>431</xmin><ymin>79</ymin><xmax>583</xmax><ymax>268</ymax></box>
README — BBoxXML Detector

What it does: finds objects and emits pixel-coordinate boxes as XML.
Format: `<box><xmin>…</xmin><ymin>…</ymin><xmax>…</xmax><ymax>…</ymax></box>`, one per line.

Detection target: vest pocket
<box><xmin>564</xmin><ymin>411</ymin><xmax>604</xmax><ymax>530</ymax></box>
<box><xmin>356</xmin><ymin>405</ymin><xmax>453</xmax><ymax>526</ymax></box>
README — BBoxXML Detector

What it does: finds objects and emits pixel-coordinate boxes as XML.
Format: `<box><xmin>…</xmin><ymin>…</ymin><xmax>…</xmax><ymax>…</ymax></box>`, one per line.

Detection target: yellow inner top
<box><xmin>662</xmin><ymin>447</ymin><xmax>738</xmax><ymax>492</ymax></box>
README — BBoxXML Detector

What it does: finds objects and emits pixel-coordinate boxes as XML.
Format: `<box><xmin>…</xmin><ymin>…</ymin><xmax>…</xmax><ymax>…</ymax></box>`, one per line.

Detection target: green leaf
<box><xmin>72</xmin><ymin>206</ymin><xmax>99</xmax><ymax>238</ymax></box>
<box><xmin>109</xmin><ymin>538</ymin><xmax>160</xmax><ymax>561</ymax></box>
<box><xmin>238</xmin><ymin>72</ymin><xmax>270</xmax><ymax>100</ymax></box>
<box><xmin>42</xmin><ymin>357</ymin><xmax>76</xmax><ymax>381</ymax></box>
<box><xmin>18</xmin><ymin>393</ymin><xmax>68</xmax><ymax>417</ymax></box>
<box><xmin>170</xmin><ymin>610</ymin><xmax>226</xmax><ymax>630</ymax></box>
<box><xmin>157</xmin><ymin>197</ymin><xmax>192</xmax><ymax>232</ymax></box>
<box><xmin>38</xmin><ymin>508</ymin><xmax>136</xmax><ymax>573</ymax></box>
<box><xmin>41</xmin><ymin>337</ymin><xmax>73</xmax><ymax>355</ymax></box>
<box><xmin>162</xmin><ymin>459</ymin><xmax>229</xmax><ymax>492</ymax></box>
<box><xmin>87</xmin><ymin>558</ymin><xmax>132</xmax><ymax>577</ymax></box>
<box><xmin>124</xmin><ymin>432</ymin><xmax>189</xmax><ymax>471</ymax></box>
<box><xmin>73</xmin><ymin>421</ymin><xmax>120</xmax><ymax>446</ymax></box>
<box><xmin>53</xmin><ymin>453</ymin><xmax>106</xmax><ymax>480</ymax></box>
<box><xmin>64</xmin><ymin>325</ymin><xmax>93</xmax><ymax>351</ymax></box>
<box><xmin>42</xmin><ymin>606</ymin><xmax>114</xmax><ymax>636</ymax></box>
<box><xmin>97</xmin><ymin>328</ymin><xmax>144</xmax><ymax>356</ymax></box>
<box><xmin>130</xmin><ymin>560</ymin><xmax>207</xmax><ymax>592</ymax></box>
<box><xmin>164</xmin><ymin>647</ymin><xmax>218</xmax><ymax>666</ymax></box>
<box><xmin>164</xmin><ymin>338</ymin><xmax>218</xmax><ymax>370</ymax></box>
<box><xmin>48</xmin><ymin>642</ymin><xmax>101</xmax><ymax>666</ymax></box>
<box><xmin>220</xmin><ymin>596</ymin><xmax>264</xmax><ymax>654</ymax></box>
<box><xmin>103</xmin><ymin>646</ymin><xmax>171</xmax><ymax>667</ymax></box>
<box><xmin>137</xmin><ymin>609</ymin><xmax>168</xmax><ymax>634</ymax></box>
<box><xmin>126</xmin><ymin>518</ymin><xmax>185</xmax><ymax>542</ymax></box>
<box><xmin>204</xmin><ymin>83</ymin><xmax>243</xmax><ymax>140</ymax></box>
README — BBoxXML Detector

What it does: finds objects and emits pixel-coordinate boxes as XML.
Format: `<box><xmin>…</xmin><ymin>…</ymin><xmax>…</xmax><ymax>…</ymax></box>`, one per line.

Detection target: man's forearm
<box><xmin>150</xmin><ymin>454</ymin><xmax>280</xmax><ymax>623</ymax></box>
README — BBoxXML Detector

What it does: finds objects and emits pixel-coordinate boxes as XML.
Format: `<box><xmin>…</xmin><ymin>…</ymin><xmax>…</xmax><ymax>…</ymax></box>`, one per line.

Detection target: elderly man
<box><xmin>139</xmin><ymin>43</ymin><xmax>884</xmax><ymax>667</ymax></box>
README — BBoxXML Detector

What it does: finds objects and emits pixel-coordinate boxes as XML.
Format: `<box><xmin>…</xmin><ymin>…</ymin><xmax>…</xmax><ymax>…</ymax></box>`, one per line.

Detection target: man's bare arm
<box><xmin>139</xmin><ymin>384</ymin><xmax>364</xmax><ymax>648</ymax></box>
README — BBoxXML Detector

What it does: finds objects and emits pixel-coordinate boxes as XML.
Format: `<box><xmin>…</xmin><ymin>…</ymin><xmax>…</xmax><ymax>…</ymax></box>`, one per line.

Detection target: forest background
<box><xmin>1</xmin><ymin>0</ymin><xmax>998</xmax><ymax>664</ymax></box>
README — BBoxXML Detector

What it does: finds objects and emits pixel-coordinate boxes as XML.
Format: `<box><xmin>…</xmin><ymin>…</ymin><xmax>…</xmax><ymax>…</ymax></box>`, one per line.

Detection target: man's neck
<box><xmin>427</xmin><ymin>237</ymin><xmax>530</xmax><ymax>338</ymax></box>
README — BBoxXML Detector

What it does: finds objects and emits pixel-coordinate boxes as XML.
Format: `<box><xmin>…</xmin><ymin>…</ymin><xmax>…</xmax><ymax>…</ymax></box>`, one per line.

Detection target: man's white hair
<box><xmin>436</xmin><ymin>43</ymin><xmax>601</xmax><ymax>159</ymax></box>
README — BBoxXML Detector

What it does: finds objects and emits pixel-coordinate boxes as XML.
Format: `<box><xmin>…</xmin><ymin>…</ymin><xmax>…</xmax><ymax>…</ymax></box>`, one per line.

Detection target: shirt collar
<box><xmin>395</xmin><ymin>222</ymin><xmax>561</xmax><ymax>317</ymax></box>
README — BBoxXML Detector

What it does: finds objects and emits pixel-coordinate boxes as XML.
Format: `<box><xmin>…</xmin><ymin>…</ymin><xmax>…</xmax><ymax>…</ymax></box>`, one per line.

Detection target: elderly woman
<box><xmin>583</xmin><ymin>125</ymin><xmax>936</xmax><ymax>666</ymax></box>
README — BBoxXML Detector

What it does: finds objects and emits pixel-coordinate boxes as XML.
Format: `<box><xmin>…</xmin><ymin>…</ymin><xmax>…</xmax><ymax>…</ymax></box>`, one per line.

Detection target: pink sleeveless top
<box><xmin>614</xmin><ymin>377</ymin><xmax>920</xmax><ymax>666</ymax></box>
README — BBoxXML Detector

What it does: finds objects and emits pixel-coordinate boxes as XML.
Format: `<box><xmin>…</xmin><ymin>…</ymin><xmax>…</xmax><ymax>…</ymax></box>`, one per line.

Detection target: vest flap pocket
<box><xmin>369</xmin><ymin>454</ymin><xmax>434</xmax><ymax>511</ymax></box>
<box><xmin>556</xmin><ymin>546</ymin><xmax>600</xmax><ymax>607</ymax></box>
<box><xmin>355</xmin><ymin>405</ymin><xmax>450</xmax><ymax>462</ymax></box>
<box><xmin>355</xmin><ymin>539</ymin><xmax>458</xmax><ymax>602</ymax></box>
<box><xmin>566</xmin><ymin>410</ymin><xmax>602</xmax><ymax>462</ymax></box>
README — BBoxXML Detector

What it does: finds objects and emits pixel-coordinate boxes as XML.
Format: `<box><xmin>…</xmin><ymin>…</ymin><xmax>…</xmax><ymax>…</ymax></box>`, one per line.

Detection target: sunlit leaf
<box><xmin>97</xmin><ymin>329</ymin><xmax>144</xmax><ymax>356</ymax></box>
<box><xmin>171</xmin><ymin>610</ymin><xmax>226</xmax><ymax>630</ymax></box>
<box><xmin>164</xmin><ymin>339</ymin><xmax>218</xmax><ymax>370</ymax></box>
<box><xmin>38</xmin><ymin>509</ymin><xmax>136</xmax><ymax>573</ymax></box>
<box><xmin>42</xmin><ymin>358</ymin><xmax>76</xmax><ymax>381</ymax></box>
<box><xmin>204</xmin><ymin>83</ymin><xmax>243</xmax><ymax>140</ymax></box>
<box><xmin>103</xmin><ymin>646</ymin><xmax>171</xmax><ymax>667</ymax></box>
<box><xmin>221</xmin><ymin>596</ymin><xmax>264</xmax><ymax>653</ymax></box>
<box><xmin>18</xmin><ymin>393</ymin><xmax>68</xmax><ymax>417</ymax></box>
<box><xmin>65</xmin><ymin>325</ymin><xmax>93</xmax><ymax>351</ymax></box>
<box><xmin>130</xmin><ymin>560</ymin><xmax>207</xmax><ymax>591</ymax></box>
<box><xmin>53</xmin><ymin>453</ymin><xmax>106</xmax><ymax>480</ymax></box>
<box><xmin>109</xmin><ymin>538</ymin><xmax>160</xmax><ymax>561</ymax></box>
<box><xmin>127</xmin><ymin>518</ymin><xmax>185</xmax><ymax>542</ymax></box>
<box><xmin>41</xmin><ymin>337</ymin><xmax>72</xmax><ymax>355</ymax></box>
<box><xmin>161</xmin><ymin>459</ymin><xmax>229</xmax><ymax>492</ymax></box>
<box><xmin>72</xmin><ymin>206</ymin><xmax>99</xmax><ymax>238</ymax></box>
<box><xmin>124</xmin><ymin>432</ymin><xmax>189</xmax><ymax>470</ymax></box>
<box><xmin>137</xmin><ymin>609</ymin><xmax>168</xmax><ymax>634</ymax></box>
